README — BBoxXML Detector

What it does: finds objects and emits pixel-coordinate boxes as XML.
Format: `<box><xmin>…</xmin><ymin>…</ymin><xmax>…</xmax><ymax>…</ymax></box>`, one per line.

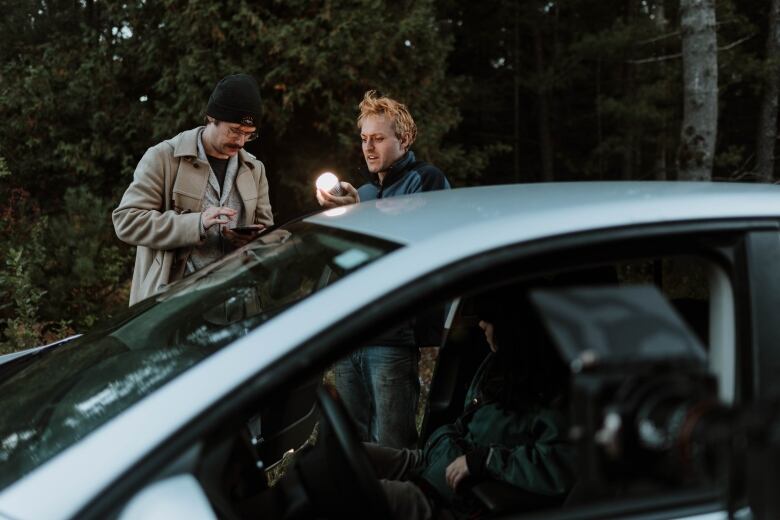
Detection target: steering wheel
<box><xmin>292</xmin><ymin>386</ymin><xmax>392</xmax><ymax>520</ymax></box>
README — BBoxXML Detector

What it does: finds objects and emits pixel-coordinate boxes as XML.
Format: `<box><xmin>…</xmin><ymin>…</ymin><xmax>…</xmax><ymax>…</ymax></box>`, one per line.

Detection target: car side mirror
<box><xmin>119</xmin><ymin>474</ymin><xmax>216</xmax><ymax>520</ymax></box>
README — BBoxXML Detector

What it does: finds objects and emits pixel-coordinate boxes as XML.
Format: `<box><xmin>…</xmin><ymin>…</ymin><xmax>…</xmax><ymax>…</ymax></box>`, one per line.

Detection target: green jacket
<box><xmin>418</xmin><ymin>353</ymin><xmax>576</xmax><ymax>508</ymax></box>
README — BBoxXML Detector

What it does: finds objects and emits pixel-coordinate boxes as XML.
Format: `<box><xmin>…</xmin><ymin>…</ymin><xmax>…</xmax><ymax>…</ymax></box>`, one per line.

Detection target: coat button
<box><xmin>193</xmin><ymin>163</ymin><xmax>199</xmax><ymax>168</ymax></box>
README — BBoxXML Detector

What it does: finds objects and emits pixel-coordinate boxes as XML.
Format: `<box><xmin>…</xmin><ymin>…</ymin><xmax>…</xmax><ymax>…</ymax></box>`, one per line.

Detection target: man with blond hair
<box><xmin>316</xmin><ymin>90</ymin><xmax>450</xmax><ymax>448</ymax></box>
<box><xmin>317</xmin><ymin>90</ymin><xmax>449</xmax><ymax>206</ymax></box>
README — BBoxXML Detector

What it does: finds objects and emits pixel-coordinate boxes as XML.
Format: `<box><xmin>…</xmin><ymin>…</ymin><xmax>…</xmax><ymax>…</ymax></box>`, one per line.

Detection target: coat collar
<box><xmin>167</xmin><ymin>127</ymin><xmax>260</xmax><ymax>226</ymax></box>
<box><xmin>363</xmin><ymin>150</ymin><xmax>416</xmax><ymax>188</ymax></box>
<box><xmin>171</xmin><ymin>126</ymin><xmax>255</xmax><ymax>169</ymax></box>
<box><xmin>382</xmin><ymin>150</ymin><xmax>415</xmax><ymax>188</ymax></box>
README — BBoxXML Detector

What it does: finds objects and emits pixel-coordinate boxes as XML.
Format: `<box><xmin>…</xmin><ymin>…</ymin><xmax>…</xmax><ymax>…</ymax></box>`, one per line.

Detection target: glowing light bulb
<box><xmin>316</xmin><ymin>171</ymin><xmax>344</xmax><ymax>196</ymax></box>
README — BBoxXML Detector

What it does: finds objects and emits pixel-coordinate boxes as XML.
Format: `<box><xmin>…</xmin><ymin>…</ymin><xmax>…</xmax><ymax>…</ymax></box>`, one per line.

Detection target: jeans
<box><xmin>334</xmin><ymin>346</ymin><xmax>420</xmax><ymax>448</ymax></box>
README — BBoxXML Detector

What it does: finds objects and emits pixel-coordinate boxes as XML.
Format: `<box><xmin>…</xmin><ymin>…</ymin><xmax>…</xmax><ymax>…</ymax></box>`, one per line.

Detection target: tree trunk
<box><xmin>654</xmin><ymin>2</ymin><xmax>669</xmax><ymax>180</ymax></box>
<box><xmin>622</xmin><ymin>63</ymin><xmax>636</xmax><ymax>180</ymax></box>
<box><xmin>596</xmin><ymin>59</ymin><xmax>604</xmax><ymax>179</ymax></box>
<box><xmin>513</xmin><ymin>2</ymin><xmax>521</xmax><ymax>183</ymax></box>
<box><xmin>623</xmin><ymin>0</ymin><xmax>638</xmax><ymax>180</ymax></box>
<box><xmin>533</xmin><ymin>26</ymin><xmax>554</xmax><ymax>182</ymax></box>
<box><xmin>677</xmin><ymin>0</ymin><xmax>718</xmax><ymax>181</ymax></box>
<box><xmin>756</xmin><ymin>0</ymin><xmax>780</xmax><ymax>182</ymax></box>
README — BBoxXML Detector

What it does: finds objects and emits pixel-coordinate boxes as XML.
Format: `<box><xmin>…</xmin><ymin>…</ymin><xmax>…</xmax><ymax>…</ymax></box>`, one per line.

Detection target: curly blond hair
<box><xmin>357</xmin><ymin>90</ymin><xmax>417</xmax><ymax>147</ymax></box>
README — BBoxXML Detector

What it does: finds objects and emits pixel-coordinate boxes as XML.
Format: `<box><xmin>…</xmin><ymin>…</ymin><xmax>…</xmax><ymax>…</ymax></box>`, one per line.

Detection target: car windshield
<box><xmin>0</xmin><ymin>222</ymin><xmax>398</xmax><ymax>490</ymax></box>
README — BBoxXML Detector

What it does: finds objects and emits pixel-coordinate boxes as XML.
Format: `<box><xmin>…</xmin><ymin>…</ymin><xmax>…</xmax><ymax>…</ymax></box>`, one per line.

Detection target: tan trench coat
<box><xmin>113</xmin><ymin>127</ymin><xmax>273</xmax><ymax>305</ymax></box>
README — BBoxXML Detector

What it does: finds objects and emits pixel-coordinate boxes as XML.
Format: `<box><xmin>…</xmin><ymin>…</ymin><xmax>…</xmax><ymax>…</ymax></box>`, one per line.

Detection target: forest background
<box><xmin>0</xmin><ymin>0</ymin><xmax>776</xmax><ymax>353</ymax></box>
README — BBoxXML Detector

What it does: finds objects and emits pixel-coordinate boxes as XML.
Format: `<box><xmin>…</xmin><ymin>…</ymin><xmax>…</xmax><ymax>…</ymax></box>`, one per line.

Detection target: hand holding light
<box><xmin>316</xmin><ymin>172</ymin><xmax>344</xmax><ymax>196</ymax></box>
<box><xmin>315</xmin><ymin>171</ymin><xmax>359</xmax><ymax>208</ymax></box>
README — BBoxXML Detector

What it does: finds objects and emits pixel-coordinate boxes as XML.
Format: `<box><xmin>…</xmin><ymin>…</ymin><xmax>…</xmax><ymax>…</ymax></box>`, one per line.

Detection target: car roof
<box><xmin>306</xmin><ymin>181</ymin><xmax>780</xmax><ymax>245</ymax></box>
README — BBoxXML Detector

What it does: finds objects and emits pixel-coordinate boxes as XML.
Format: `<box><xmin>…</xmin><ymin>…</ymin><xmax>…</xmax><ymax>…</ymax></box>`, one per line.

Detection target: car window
<box><xmin>424</xmin><ymin>254</ymin><xmax>732</xmax><ymax>516</ymax></box>
<box><xmin>108</xmin><ymin>236</ymin><xmax>741</xmax><ymax>520</ymax></box>
<box><xmin>358</xmin><ymin>253</ymin><xmax>728</xmax><ymax>518</ymax></box>
<box><xmin>0</xmin><ymin>222</ymin><xmax>398</xmax><ymax>492</ymax></box>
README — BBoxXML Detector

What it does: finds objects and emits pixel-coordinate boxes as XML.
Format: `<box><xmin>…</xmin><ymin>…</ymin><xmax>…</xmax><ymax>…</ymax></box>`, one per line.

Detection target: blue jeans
<box><xmin>334</xmin><ymin>346</ymin><xmax>420</xmax><ymax>448</ymax></box>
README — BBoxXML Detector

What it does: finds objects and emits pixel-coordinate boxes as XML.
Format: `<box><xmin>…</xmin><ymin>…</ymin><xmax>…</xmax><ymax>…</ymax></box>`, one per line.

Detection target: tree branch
<box><xmin>628</xmin><ymin>34</ymin><xmax>755</xmax><ymax>64</ymax></box>
<box><xmin>637</xmin><ymin>31</ymin><xmax>680</xmax><ymax>46</ymax></box>
<box><xmin>636</xmin><ymin>19</ymin><xmax>739</xmax><ymax>46</ymax></box>
<box><xmin>627</xmin><ymin>51</ymin><xmax>681</xmax><ymax>64</ymax></box>
<box><xmin>719</xmin><ymin>33</ymin><xmax>755</xmax><ymax>52</ymax></box>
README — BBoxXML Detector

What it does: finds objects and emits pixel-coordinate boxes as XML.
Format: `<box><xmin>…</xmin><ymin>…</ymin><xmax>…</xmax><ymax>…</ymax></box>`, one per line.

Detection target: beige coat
<box><xmin>113</xmin><ymin>127</ymin><xmax>273</xmax><ymax>305</ymax></box>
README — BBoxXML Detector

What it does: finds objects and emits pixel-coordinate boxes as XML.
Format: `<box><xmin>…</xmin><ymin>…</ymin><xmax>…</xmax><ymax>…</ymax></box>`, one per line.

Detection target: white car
<box><xmin>1</xmin><ymin>182</ymin><xmax>778</xmax><ymax>519</ymax></box>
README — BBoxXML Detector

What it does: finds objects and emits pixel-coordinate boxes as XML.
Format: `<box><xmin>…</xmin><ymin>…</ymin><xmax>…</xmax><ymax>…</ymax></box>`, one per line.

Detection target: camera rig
<box><xmin>531</xmin><ymin>284</ymin><xmax>780</xmax><ymax>519</ymax></box>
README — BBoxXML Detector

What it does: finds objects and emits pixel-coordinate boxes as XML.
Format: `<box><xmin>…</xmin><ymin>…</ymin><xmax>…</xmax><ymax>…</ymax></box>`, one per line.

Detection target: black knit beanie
<box><xmin>206</xmin><ymin>74</ymin><xmax>262</xmax><ymax>127</ymax></box>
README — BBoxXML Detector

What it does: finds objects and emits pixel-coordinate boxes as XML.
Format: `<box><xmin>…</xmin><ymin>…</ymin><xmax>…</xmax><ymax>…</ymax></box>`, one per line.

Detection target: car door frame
<box><xmin>79</xmin><ymin>218</ymin><xmax>780</xmax><ymax>520</ymax></box>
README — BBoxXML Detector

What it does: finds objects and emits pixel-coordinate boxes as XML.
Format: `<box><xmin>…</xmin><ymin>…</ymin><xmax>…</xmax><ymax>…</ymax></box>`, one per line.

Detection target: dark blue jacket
<box><xmin>357</xmin><ymin>151</ymin><xmax>450</xmax><ymax>202</ymax></box>
<box><xmin>359</xmin><ymin>151</ymin><xmax>451</xmax><ymax>347</ymax></box>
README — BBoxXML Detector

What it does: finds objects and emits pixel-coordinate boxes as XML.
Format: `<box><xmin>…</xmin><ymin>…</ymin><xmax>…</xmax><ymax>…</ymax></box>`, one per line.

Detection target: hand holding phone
<box><xmin>231</xmin><ymin>226</ymin><xmax>262</xmax><ymax>236</ymax></box>
<box><xmin>221</xmin><ymin>224</ymin><xmax>265</xmax><ymax>247</ymax></box>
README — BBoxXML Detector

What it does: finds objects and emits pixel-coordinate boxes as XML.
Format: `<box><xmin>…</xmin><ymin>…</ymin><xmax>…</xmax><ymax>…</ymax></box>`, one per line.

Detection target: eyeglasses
<box><xmin>226</xmin><ymin>125</ymin><xmax>259</xmax><ymax>142</ymax></box>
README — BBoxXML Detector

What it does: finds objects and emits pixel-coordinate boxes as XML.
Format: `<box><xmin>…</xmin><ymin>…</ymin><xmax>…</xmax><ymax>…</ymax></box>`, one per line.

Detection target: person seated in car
<box><xmin>364</xmin><ymin>295</ymin><xmax>576</xmax><ymax>519</ymax></box>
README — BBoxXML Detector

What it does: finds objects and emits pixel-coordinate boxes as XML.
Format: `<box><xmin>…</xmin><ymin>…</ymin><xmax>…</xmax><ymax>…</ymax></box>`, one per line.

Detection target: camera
<box><xmin>530</xmin><ymin>283</ymin><xmax>780</xmax><ymax>518</ymax></box>
<box><xmin>530</xmin><ymin>285</ymin><xmax>731</xmax><ymax>494</ymax></box>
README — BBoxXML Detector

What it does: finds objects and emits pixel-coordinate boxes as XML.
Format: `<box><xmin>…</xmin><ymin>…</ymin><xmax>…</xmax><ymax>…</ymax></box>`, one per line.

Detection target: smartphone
<box><xmin>231</xmin><ymin>226</ymin><xmax>261</xmax><ymax>235</ymax></box>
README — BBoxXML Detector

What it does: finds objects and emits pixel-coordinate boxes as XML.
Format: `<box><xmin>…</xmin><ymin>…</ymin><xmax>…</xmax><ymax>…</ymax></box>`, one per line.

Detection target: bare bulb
<box><xmin>316</xmin><ymin>172</ymin><xmax>344</xmax><ymax>196</ymax></box>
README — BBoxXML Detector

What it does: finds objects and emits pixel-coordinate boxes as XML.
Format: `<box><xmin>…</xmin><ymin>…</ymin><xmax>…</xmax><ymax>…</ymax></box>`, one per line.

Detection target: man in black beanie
<box><xmin>113</xmin><ymin>73</ymin><xmax>274</xmax><ymax>305</ymax></box>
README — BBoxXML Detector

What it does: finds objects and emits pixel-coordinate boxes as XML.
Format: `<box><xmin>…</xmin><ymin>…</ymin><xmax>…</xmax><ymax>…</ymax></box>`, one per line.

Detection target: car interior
<box><xmin>113</xmin><ymin>233</ymin><xmax>743</xmax><ymax>520</ymax></box>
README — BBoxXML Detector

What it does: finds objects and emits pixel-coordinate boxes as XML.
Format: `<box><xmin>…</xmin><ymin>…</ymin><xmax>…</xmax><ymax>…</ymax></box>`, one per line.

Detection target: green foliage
<box><xmin>0</xmin><ymin>173</ymin><xmax>125</xmax><ymax>350</ymax></box>
<box><xmin>0</xmin><ymin>0</ymin><xmax>778</xmax><ymax>352</ymax></box>
<box><xmin>0</xmin><ymin>210</ymin><xmax>76</xmax><ymax>354</ymax></box>
<box><xmin>0</xmin><ymin>245</ymin><xmax>49</xmax><ymax>354</ymax></box>
<box><xmin>34</xmin><ymin>187</ymin><xmax>129</xmax><ymax>330</ymax></box>
<box><xmin>0</xmin><ymin>0</ymin><xmax>475</xmax><ymax>352</ymax></box>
